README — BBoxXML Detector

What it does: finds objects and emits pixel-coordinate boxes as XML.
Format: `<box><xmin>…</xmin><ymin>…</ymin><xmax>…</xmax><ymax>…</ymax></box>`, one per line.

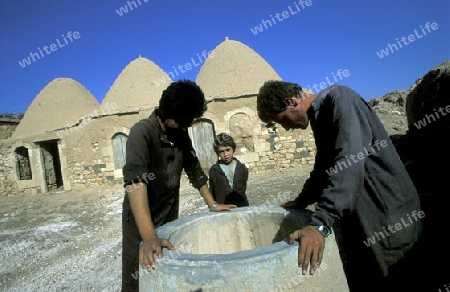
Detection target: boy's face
<box><xmin>217</xmin><ymin>146</ymin><xmax>234</xmax><ymax>164</ymax></box>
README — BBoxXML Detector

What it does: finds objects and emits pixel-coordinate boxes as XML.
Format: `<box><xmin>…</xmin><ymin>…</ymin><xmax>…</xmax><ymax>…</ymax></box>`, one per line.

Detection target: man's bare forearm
<box><xmin>198</xmin><ymin>184</ymin><xmax>215</xmax><ymax>208</ymax></box>
<box><xmin>127</xmin><ymin>182</ymin><xmax>157</xmax><ymax>240</ymax></box>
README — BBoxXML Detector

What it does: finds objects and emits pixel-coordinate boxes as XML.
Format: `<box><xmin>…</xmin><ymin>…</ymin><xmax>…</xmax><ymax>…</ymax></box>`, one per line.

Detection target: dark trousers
<box><xmin>122</xmin><ymin>195</ymin><xmax>141</xmax><ymax>292</ymax></box>
<box><xmin>333</xmin><ymin>220</ymin><xmax>421</xmax><ymax>291</ymax></box>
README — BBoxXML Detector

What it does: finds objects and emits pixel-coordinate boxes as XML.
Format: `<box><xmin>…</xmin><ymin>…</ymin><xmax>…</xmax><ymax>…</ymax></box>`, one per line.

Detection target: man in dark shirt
<box><xmin>256</xmin><ymin>81</ymin><xmax>422</xmax><ymax>291</ymax></box>
<box><xmin>121</xmin><ymin>79</ymin><xmax>236</xmax><ymax>291</ymax></box>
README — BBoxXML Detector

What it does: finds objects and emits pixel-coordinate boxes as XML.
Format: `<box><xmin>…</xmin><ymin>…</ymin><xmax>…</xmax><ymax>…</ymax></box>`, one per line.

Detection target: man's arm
<box><xmin>127</xmin><ymin>182</ymin><xmax>175</xmax><ymax>270</ymax></box>
<box><xmin>208</xmin><ymin>167</ymin><xmax>215</xmax><ymax>200</ymax></box>
<box><xmin>240</xmin><ymin>164</ymin><xmax>249</xmax><ymax>194</ymax></box>
<box><xmin>198</xmin><ymin>183</ymin><xmax>236</xmax><ymax>211</ymax></box>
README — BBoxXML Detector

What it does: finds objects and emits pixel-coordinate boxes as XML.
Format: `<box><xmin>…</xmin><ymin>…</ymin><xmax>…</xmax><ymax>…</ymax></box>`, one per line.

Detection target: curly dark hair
<box><xmin>256</xmin><ymin>80</ymin><xmax>303</xmax><ymax>123</ymax></box>
<box><xmin>159</xmin><ymin>79</ymin><xmax>207</xmax><ymax>126</ymax></box>
<box><xmin>213</xmin><ymin>132</ymin><xmax>236</xmax><ymax>154</ymax></box>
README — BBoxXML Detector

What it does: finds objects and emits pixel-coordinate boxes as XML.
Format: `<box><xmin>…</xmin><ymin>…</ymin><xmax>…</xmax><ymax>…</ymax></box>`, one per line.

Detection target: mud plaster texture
<box><xmin>0</xmin><ymin>165</ymin><xmax>313</xmax><ymax>291</ymax></box>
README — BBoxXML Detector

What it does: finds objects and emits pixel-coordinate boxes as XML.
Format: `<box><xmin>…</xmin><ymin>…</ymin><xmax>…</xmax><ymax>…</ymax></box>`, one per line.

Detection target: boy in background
<box><xmin>208</xmin><ymin>133</ymin><xmax>249</xmax><ymax>207</ymax></box>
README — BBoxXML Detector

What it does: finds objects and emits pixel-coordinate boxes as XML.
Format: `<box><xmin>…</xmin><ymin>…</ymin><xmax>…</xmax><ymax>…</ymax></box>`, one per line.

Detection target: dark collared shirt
<box><xmin>295</xmin><ymin>84</ymin><xmax>422</xmax><ymax>275</ymax></box>
<box><xmin>122</xmin><ymin>110</ymin><xmax>207</xmax><ymax>227</ymax></box>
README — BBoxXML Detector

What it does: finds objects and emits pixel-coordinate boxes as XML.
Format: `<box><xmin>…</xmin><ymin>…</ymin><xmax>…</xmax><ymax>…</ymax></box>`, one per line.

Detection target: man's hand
<box><xmin>281</xmin><ymin>200</ymin><xmax>302</xmax><ymax>209</ymax></box>
<box><xmin>212</xmin><ymin>203</ymin><xmax>237</xmax><ymax>211</ymax></box>
<box><xmin>289</xmin><ymin>226</ymin><xmax>325</xmax><ymax>275</ymax></box>
<box><xmin>198</xmin><ymin>185</ymin><xmax>236</xmax><ymax>212</ymax></box>
<box><xmin>139</xmin><ymin>236</ymin><xmax>175</xmax><ymax>271</ymax></box>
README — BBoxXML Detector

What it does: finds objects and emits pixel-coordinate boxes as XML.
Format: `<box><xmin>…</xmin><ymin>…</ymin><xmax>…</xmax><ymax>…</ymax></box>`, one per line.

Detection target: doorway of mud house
<box><xmin>188</xmin><ymin>119</ymin><xmax>217</xmax><ymax>174</ymax></box>
<box><xmin>38</xmin><ymin>140</ymin><xmax>64</xmax><ymax>192</ymax></box>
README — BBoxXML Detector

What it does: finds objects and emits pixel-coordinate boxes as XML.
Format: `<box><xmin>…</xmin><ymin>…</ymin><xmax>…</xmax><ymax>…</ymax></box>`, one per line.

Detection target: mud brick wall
<box><xmin>68</xmin><ymin>160</ymin><xmax>123</xmax><ymax>190</ymax></box>
<box><xmin>0</xmin><ymin>147</ymin><xmax>42</xmax><ymax>197</ymax></box>
<box><xmin>247</xmin><ymin>125</ymin><xmax>316</xmax><ymax>174</ymax></box>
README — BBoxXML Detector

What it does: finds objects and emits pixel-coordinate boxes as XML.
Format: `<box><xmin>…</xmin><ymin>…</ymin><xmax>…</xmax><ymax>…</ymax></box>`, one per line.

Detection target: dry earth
<box><xmin>0</xmin><ymin>165</ymin><xmax>313</xmax><ymax>292</ymax></box>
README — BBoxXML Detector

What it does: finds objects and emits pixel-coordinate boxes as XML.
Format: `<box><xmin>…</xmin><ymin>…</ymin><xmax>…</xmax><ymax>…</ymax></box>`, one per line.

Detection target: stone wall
<box><xmin>203</xmin><ymin>96</ymin><xmax>316</xmax><ymax>174</ymax></box>
<box><xmin>246</xmin><ymin>125</ymin><xmax>316</xmax><ymax>173</ymax></box>
<box><xmin>0</xmin><ymin>146</ymin><xmax>15</xmax><ymax>197</ymax></box>
<box><xmin>60</xmin><ymin>112</ymin><xmax>150</xmax><ymax>190</ymax></box>
<box><xmin>0</xmin><ymin>115</ymin><xmax>23</xmax><ymax>140</ymax></box>
<box><xmin>0</xmin><ymin>144</ymin><xmax>43</xmax><ymax>197</ymax></box>
<box><xmin>0</xmin><ymin>124</ymin><xmax>18</xmax><ymax>140</ymax></box>
<box><xmin>67</xmin><ymin>159</ymin><xmax>122</xmax><ymax>190</ymax></box>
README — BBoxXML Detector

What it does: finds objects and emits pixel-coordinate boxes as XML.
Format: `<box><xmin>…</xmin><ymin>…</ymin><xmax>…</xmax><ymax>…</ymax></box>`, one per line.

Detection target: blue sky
<box><xmin>0</xmin><ymin>0</ymin><xmax>449</xmax><ymax>114</ymax></box>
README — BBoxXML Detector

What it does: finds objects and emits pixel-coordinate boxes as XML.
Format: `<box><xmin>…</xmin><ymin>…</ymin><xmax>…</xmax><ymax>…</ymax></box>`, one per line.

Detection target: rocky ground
<box><xmin>0</xmin><ymin>165</ymin><xmax>313</xmax><ymax>291</ymax></box>
<box><xmin>368</xmin><ymin>89</ymin><xmax>409</xmax><ymax>136</ymax></box>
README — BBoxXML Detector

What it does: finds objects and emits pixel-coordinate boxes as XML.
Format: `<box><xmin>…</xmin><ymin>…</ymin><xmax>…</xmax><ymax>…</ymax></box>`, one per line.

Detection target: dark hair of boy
<box><xmin>213</xmin><ymin>132</ymin><xmax>236</xmax><ymax>154</ymax></box>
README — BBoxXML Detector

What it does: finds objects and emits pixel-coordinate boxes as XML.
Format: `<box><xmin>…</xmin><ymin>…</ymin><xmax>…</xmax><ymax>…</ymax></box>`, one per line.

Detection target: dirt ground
<box><xmin>0</xmin><ymin>165</ymin><xmax>313</xmax><ymax>292</ymax></box>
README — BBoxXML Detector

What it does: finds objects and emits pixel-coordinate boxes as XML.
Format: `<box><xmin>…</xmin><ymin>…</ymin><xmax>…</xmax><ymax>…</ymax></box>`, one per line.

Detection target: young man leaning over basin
<box><xmin>256</xmin><ymin>81</ymin><xmax>422</xmax><ymax>291</ymax></box>
<box><xmin>121</xmin><ymin>79</ymin><xmax>236</xmax><ymax>292</ymax></box>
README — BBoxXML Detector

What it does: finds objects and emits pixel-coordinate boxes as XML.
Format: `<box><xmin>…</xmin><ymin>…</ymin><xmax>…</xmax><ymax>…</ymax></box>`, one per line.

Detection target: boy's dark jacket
<box><xmin>208</xmin><ymin>158</ymin><xmax>249</xmax><ymax>207</ymax></box>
